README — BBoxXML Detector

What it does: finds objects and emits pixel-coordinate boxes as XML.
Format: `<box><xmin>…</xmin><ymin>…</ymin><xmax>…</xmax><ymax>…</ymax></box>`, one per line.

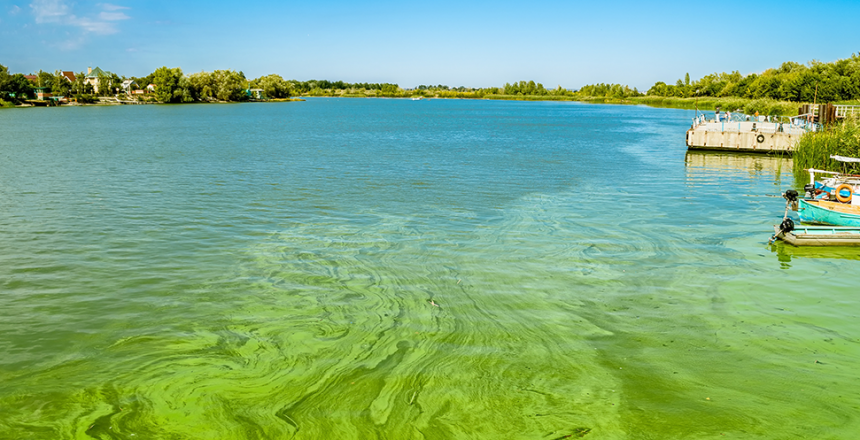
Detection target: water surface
<box><xmin>0</xmin><ymin>99</ymin><xmax>857</xmax><ymax>439</ymax></box>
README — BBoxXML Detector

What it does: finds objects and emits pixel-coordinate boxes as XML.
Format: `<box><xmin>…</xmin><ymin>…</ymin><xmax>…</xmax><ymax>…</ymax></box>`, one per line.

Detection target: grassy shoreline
<box><xmin>792</xmin><ymin>116</ymin><xmax>860</xmax><ymax>182</ymax></box>
<box><xmin>569</xmin><ymin>96</ymin><xmax>801</xmax><ymax>116</ymax></box>
<box><xmin>308</xmin><ymin>93</ymin><xmax>808</xmax><ymax>116</ymax></box>
<box><xmin>1</xmin><ymin>93</ymin><xmax>830</xmax><ymax>119</ymax></box>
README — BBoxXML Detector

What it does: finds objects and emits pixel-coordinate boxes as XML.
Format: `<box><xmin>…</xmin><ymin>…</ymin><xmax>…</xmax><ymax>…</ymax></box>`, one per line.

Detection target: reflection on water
<box><xmin>770</xmin><ymin>241</ymin><xmax>860</xmax><ymax>264</ymax></box>
<box><xmin>685</xmin><ymin>151</ymin><xmax>792</xmax><ymax>183</ymax></box>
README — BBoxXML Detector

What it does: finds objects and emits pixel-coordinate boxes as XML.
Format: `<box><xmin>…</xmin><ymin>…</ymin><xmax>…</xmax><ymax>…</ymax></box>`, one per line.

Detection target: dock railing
<box><xmin>691</xmin><ymin>112</ymin><xmax>819</xmax><ymax>134</ymax></box>
<box><xmin>693</xmin><ymin>106</ymin><xmax>860</xmax><ymax>131</ymax></box>
<box><xmin>788</xmin><ymin>114</ymin><xmax>822</xmax><ymax>132</ymax></box>
<box><xmin>835</xmin><ymin>105</ymin><xmax>860</xmax><ymax>119</ymax></box>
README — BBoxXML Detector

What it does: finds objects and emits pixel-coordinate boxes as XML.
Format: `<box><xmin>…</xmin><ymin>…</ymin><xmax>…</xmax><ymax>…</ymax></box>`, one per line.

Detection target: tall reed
<box><xmin>792</xmin><ymin>116</ymin><xmax>860</xmax><ymax>183</ymax></box>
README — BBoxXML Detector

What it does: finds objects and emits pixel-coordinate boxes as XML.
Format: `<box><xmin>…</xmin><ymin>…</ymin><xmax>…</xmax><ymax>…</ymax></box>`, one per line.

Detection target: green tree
<box><xmin>0</xmin><ymin>64</ymin><xmax>11</xmax><ymax>98</ymax></box>
<box><xmin>4</xmin><ymin>74</ymin><xmax>34</xmax><ymax>99</ymax></box>
<box><xmin>152</xmin><ymin>66</ymin><xmax>184</xmax><ymax>103</ymax></box>
<box><xmin>177</xmin><ymin>76</ymin><xmax>196</xmax><ymax>102</ymax></box>
<box><xmin>187</xmin><ymin>71</ymin><xmax>215</xmax><ymax>101</ymax></box>
<box><xmin>52</xmin><ymin>71</ymin><xmax>71</xmax><ymax>96</ymax></box>
<box><xmin>110</xmin><ymin>73</ymin><xmax>122</xmax><ymax>95</ymax></box>
<box><xmin>211</xmin><ymin>70</ymin><xmax>246</xmax><ymax>101</ymax></box>
<box><xmin>69</xmin><ymin>71</ymin><xmax>86</xmax><ymax>95</ymax></box>
<box><xmin>96</xmin><ymin>72</ymin><xmax>109</xmax><ymax>95</ymax></box>
<box><xmin>250</xmin><ymin>74</ymin><xmax>292</xmax><ymax>99</ymax></box>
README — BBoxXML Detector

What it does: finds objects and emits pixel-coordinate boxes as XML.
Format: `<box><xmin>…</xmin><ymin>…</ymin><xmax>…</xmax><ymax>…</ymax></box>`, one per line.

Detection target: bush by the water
<box><xmin>793</xmin><ymin>116</ymin><xmax>860</xmax><ymax>182</ymax></box>
<box><xmin>73</xmin><ymin>94</ymin><xmax>97</xmax><ymax>104</ymax></box>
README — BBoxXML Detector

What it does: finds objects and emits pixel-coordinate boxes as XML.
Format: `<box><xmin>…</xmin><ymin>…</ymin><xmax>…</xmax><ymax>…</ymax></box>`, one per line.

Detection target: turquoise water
<box><xmin>0</xmin><ymin>99</ymin><xmax>858</xmax><ymax>439</ymax></box>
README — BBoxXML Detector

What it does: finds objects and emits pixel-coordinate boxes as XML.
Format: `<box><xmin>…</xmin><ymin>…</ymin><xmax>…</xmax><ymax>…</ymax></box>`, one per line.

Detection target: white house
<box><xmin>84</xmin><ymin>66</ymin><xmax>113</xmax><ymax>94</ymax></box>
<box><xmin>121</xmin><ymin>79</ymin><xmax>138</xmax><ymax>94</ymax></box>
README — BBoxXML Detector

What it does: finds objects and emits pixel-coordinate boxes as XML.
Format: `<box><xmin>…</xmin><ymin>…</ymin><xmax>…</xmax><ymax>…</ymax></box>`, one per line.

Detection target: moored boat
<box><xmin>797</xmin><ymin>199</ymin><xmax>860</xmax><ymax>227</ymax></box>
<box><xmin>792</xmin><ymin>157</ymin><xmax>860</xmax><ymax>227</ymax></box>
<box><xmin>773</xmin><ymin>224</ymin><xmax>860</xmax><ymax>246</ymax></box>
<box><xmin>803</xmin><ymin>157</ymin><xmax>860</xmax><ymax>199</ymax></box>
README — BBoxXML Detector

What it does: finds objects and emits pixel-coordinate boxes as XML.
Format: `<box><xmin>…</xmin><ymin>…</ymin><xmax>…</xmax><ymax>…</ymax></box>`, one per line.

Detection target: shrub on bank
<box><xmin>74</xmin><ymin>94</ymin><xmax>97</xmax><ymax>104</ymax></box>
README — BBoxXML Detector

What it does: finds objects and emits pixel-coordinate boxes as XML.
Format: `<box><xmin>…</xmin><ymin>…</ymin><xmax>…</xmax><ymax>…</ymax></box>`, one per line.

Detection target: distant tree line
<box><xmin>647</xmin><ymin>53</ymin><xmax>860</xmax><ymax>102</ymax></box>
<box><xmin>129</xmin><ymin>67</ymin><xmax>291</xmax><ymax>103</ymax></box>
<box><xmin>576</xmin><ymin>83</ymin><xmax>642</xmax><ymax>99</ymax></box>
<box><xmin>6</xmin><ymin>53</ymin><xmax>859</xmax><ymax>106</ymax></box>
<box><xmin>1</xmin><ymin>63</ymin><xmax>297</xmax><ymax>104</ymax></box>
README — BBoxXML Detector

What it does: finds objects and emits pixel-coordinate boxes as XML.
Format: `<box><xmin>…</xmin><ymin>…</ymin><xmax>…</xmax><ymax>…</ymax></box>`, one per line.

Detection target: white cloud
<box><xmin>9</xmin><ymin>5</ymin><xmax>22</xmax><ymax>15</ymax></box>
<box><xmin>28</xmin><ymin>0</ymin><xmax>130</xmax><ymax>36</ymax></box>
<box><xmin>99</xmin><ymin>11</ymin><xmax>129</xmax><ymax>21</ymax></box>
<box><xmin>57</xmin><ymin>35</ymin><xmax>86</xmax><ymax>50</ymax></box>
<box><xmin>100</xmin><ymin>3</ymin><xmax>129</xmax><ymax>11</ymax></box>
<box><xmin>70</xmin><ymin>15</ymin><xmax>118</xmax><ymax>34</ymax></box>
<box><xmin>30</xmin><ymin>0</ymin><xmax>69</xmax><ymax>23</ymax></box>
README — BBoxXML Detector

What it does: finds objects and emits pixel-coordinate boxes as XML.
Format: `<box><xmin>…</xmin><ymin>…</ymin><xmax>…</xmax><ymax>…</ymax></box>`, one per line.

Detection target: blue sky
<box><xmin>2</xmin><ymin>0</ymin><xmax>859</xmax><ymax>89</ymax></box>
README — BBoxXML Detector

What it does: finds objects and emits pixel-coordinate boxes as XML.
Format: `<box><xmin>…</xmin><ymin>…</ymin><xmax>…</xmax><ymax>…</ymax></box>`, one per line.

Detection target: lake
<box><xmin>0</xmin><ymin>99</ymin><xmax>857</xmax><ymax>439</ymax></box>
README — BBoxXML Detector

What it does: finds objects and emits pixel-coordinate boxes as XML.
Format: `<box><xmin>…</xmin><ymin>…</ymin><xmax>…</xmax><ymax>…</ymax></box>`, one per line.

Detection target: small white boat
<box><xmin>774</xmin><ymin>223</ymin><xmax>860</xmax><ymax>246</ymax></box>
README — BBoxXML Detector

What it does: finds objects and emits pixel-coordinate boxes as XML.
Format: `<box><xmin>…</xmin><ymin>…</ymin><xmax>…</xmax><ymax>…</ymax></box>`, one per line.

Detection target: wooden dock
<box><xmin>686</xmin><ymin>119</ymin><xmax>804</xmax><ymax>154</ymax></box>
<box><xmin>686</xmin><ymin>105</ymin><xmax>859</xmax><ymax>155</ymax></box>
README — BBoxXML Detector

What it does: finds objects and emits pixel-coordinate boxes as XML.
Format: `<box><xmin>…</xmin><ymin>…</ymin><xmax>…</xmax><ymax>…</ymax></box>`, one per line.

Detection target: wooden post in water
<box><xmin>812</xmin><ymin>83</ymin><xmax>818</xmax><ymax>123</ymax></box>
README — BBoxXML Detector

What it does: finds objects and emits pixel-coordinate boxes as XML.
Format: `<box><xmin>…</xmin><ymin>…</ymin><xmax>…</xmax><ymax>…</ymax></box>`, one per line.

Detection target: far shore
<box><xmin>4</xmin><ymin>97</ymin><xmax>305</xmax><ymax>108</ymax></box>
<box><xmin>5</xmin><ymin>94</ymin><xmax>851</xmax><ymax>117</ymax></box>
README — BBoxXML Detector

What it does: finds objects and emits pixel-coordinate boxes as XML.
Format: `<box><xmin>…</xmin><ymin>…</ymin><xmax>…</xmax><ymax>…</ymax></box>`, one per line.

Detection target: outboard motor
<box><xmin>769</xmin><ymin>214</ymin><xmax>797</xmax><ymax>245</ymax></box>
<box><xmin>803</xmin><ymin>183</ymin><xmax>815</xmax><ymax>199</ymax></box>
<box><xmin>779</xmin><ymin>217</ymin><xmax>795</xmax><ymax>233</ymax></box>
<box><xmin>770</xmin><ymin>191</ymin><xmax>799</xmax><ymax>245</ymax></box>
<box><xmin>783</xmin><ymin>189</ymin><xmax>799</xmax><ymax>211</ymax></box>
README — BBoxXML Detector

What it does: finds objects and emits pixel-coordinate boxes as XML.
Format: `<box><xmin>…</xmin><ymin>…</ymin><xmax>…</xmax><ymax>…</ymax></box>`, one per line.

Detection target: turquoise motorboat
<box><xmin>798</xmin><ymin>199</ymin><xmax>860</xmax><ymax>227</ymax></box>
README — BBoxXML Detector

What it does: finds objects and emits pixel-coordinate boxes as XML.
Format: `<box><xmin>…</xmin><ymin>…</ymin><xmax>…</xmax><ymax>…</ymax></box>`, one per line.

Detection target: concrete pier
<box><xmin>686</xmin><ymin>119</ymin><xmax>810</xmax><ymax>154</ymax></box>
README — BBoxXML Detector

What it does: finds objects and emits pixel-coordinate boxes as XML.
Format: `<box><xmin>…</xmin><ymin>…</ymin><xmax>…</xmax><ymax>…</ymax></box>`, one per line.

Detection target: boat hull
<box><xmin>798</xmin><ymin>199</ymin><xmax>860</xmax><ymax>227</ymax></box>
<box><xmin>775</xmin><ymin>225</ymin><xmax>860</xmax><ymax>246</ymax></box>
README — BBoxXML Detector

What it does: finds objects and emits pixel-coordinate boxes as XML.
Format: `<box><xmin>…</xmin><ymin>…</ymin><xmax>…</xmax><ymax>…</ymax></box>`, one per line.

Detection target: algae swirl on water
<box><xmin>1</xmin><ymin>100</ymin><xmax>859</xmax><ymax>439</ymax></box>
